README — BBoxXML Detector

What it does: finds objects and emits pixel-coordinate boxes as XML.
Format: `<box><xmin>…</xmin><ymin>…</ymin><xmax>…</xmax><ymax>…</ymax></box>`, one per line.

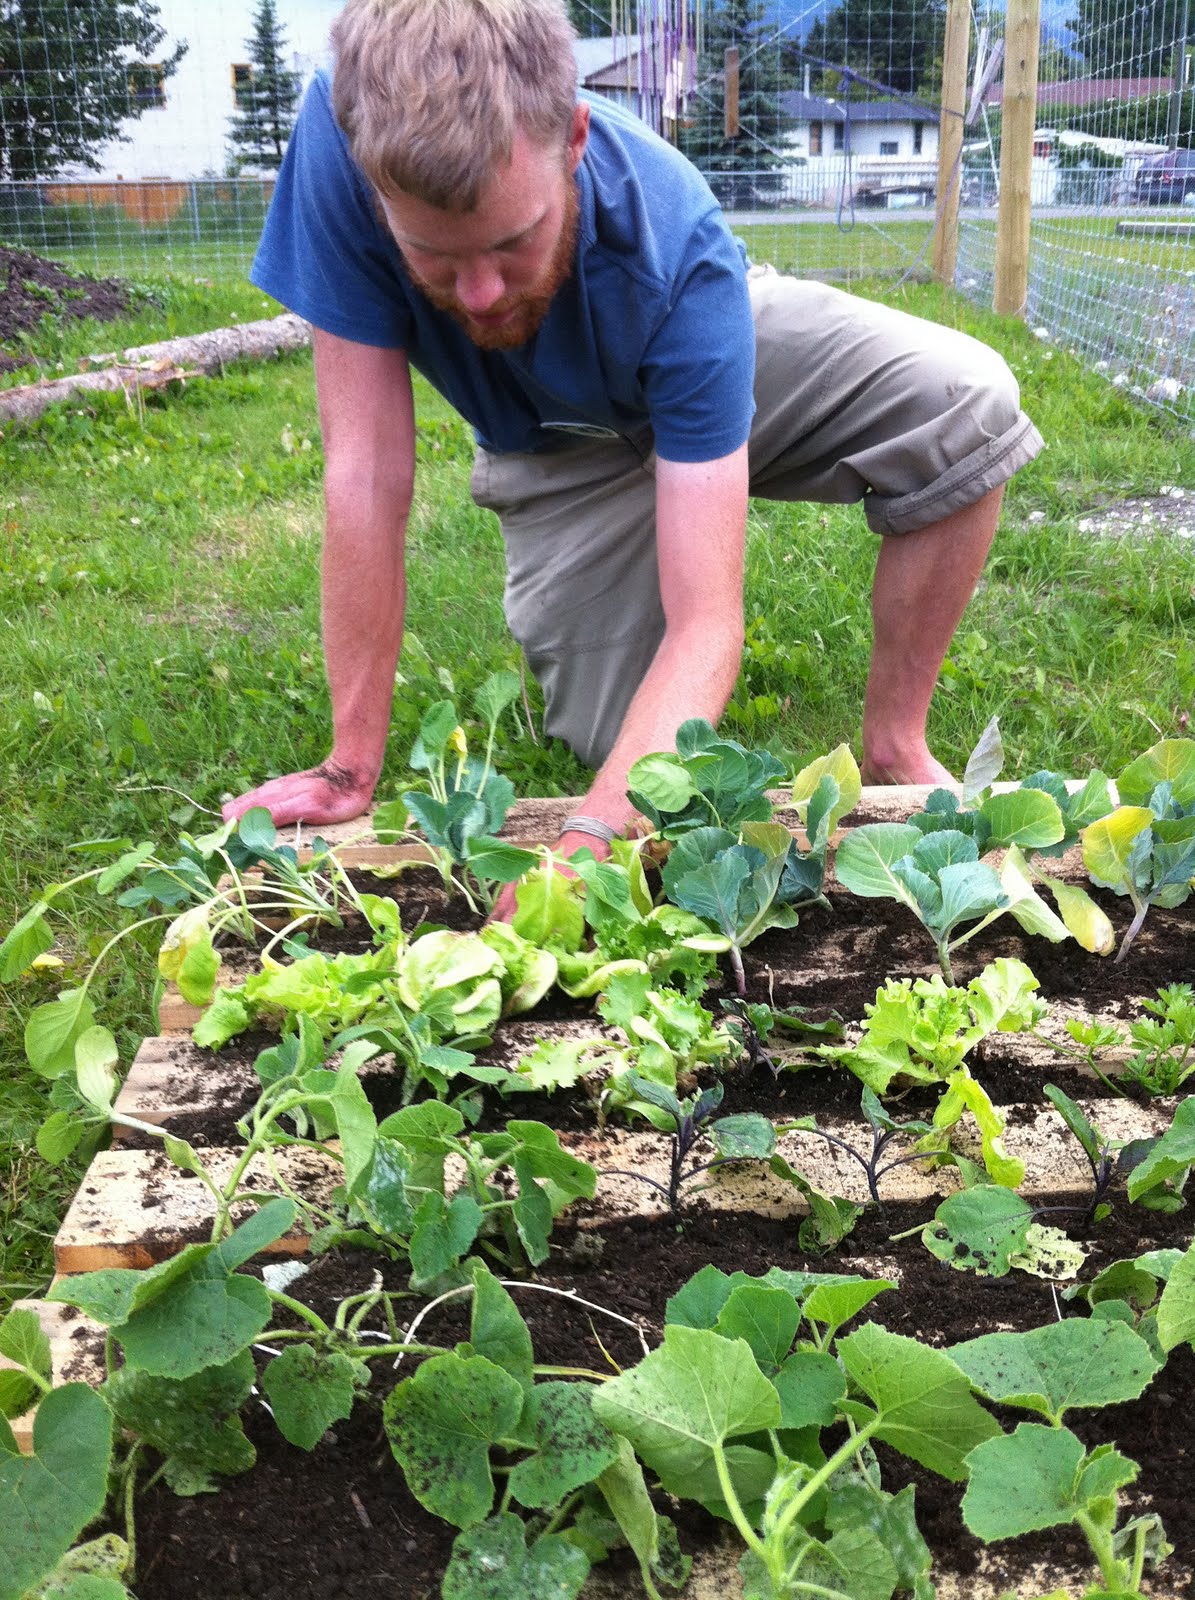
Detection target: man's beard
<box><xmin>407</xmin><ymin>177</ymin><xmax>579</xmax><ymax>351</ymax></box>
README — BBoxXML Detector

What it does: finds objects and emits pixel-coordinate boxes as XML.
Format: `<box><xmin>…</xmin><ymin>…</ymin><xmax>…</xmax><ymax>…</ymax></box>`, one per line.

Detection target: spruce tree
<box><xmin>227</xmin><ymin>0</ymin><xmax>301</xmax><ymax>176</ymax></box>
<box><xmin>677</xmin><ymin>0</ymin><xmax>791</xmax><ymax>206</ymax></box>
<box><xmin>0</xmin><ymin>1</ymin><xmax>185</xmax><ymax>181</ymax></box>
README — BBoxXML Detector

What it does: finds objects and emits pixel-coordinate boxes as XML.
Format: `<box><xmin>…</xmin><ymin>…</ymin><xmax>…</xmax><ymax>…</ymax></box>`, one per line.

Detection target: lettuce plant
<box><xmin>1082</xmin><ymin>736</ymin><xmax>1195</xmax><ymax>963</ymax></box>
<box><xmin>819</xmin><ymin>958</ymin><xmax>1045</xmax><ymax>1186</ymax></box>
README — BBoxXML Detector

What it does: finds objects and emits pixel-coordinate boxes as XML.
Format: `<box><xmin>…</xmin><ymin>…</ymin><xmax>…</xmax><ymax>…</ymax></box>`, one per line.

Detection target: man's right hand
<box><xmin>222</xmin><ymin>759</ymin><xmax>377</xmax><ymax>828</ymax></box>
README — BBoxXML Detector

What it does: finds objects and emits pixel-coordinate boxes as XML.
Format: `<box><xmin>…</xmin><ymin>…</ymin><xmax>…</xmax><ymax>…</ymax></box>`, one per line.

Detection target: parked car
<box><xmin>1133</xmin><ymin>148</ymin><xmax>1195</xmax><ymax>204</ymax></box>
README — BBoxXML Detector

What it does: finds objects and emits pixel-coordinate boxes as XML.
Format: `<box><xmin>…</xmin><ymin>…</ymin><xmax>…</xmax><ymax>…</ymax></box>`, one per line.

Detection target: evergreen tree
<box><xmin>677</xmin><ymin>0</ymin><xmax>791</xmax><ymax>204</ymax></box>
<box><xmin>1066</xmin><ymin>0</ymin><xmax>1184</xmax><ymax>78</ymax></box>
<box><xmin>227</xmin><ymin>0</ymin><xmax>301</xmax><ymax>176</ymax></box>
<box><xmin>787</xmin><ymin>0</ymin><xmax>946</xmax><ymax>100</ymax></box>
<box><xmin>0</xmin><ymin>0</ymin><xmax>185</xmax><ymax>181</ymax></box>
<box><xmin>567</xmin><ymin>0</ymin><xmax>608</xmax><ymax>38</ymax></box>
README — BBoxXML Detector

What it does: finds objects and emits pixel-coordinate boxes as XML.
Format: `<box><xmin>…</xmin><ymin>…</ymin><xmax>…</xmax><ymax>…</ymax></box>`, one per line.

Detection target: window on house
<box><xmin>879</xmin><ymin>140</ymin><xmax>899</xmax><ymax>155</ymax></box>
<box><xmin>913</xmin><ymin>123</ymin><xmax>923</xmax><ymax>154</ymax></box>
<box><xmin>232</xmin><ymin>63</ymin><xmax>254</xmax><ymax>109</ymax></box>
<box><xmin>833</xmin><ymin>123</ymin><xmax>845</xmax><ymax>152</ymax></box>
<box><xmin>809</xmin><ymin>120</ymin><xmax>822</xmax><ymax>155</ymax></box>
<box><xmin>128</xmin><ymin>62</ymin><xmax>166</xmax><ymax>109</ymax></box>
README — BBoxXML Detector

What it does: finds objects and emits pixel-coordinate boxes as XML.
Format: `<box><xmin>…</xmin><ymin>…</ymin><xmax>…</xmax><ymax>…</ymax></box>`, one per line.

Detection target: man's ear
<box><xmin>566</xmin><ymin>101</ymin><xmax>590</xmax><ymax>174</ymax></box>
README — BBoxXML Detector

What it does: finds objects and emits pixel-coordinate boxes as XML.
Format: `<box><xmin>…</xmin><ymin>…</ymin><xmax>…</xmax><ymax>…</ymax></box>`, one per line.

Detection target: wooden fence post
<box><xmin>993</xmin><ymin>0</ymin><xmax>1042</xmax><ymax>316</ymax></box>
<box><xmin>933</xmin><ymin>0</ymin><xmax>970</xmax><ymax>285</ymax></box>
<box><xmin>724</xmin><ymin>46</ymin><xmax>740</xmax><ymax>139</ymax></box>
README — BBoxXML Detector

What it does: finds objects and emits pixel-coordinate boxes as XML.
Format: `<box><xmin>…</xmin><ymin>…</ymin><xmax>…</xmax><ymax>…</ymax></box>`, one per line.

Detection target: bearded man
<box><xmin>224</xmin><ymin>0</ymin><xmax>1042</xmax><ymax>878</ymax></box>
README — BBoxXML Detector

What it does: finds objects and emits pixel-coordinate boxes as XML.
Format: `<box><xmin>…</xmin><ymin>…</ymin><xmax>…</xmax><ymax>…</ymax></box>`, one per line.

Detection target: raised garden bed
<box><xmin>5</xmin><ymin>721</ymin><xmax>1195</xmax><ymax>1600</ymax></box>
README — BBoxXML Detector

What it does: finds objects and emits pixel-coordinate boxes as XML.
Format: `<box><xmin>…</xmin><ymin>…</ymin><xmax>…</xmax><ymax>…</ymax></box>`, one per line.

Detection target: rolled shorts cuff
<box><xmin>865</xmin><ymin>410</ymin><xmax>1045</xmax><ymax>536</ymax></box>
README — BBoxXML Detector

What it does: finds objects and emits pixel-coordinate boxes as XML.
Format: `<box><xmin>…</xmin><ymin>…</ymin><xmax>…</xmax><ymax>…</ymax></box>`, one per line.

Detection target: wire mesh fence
<box><xmin>0</xmin><ymin>1</ymin><xmax>1193</xmax><ymax>422</ymax></box>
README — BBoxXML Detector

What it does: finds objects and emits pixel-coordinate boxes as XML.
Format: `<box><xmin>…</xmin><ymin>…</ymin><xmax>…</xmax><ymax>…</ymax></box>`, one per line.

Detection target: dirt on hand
<box><xmin>0</xmin><ymin>245</ymin><xmax>134</xmax><ymax>374</ymax></box>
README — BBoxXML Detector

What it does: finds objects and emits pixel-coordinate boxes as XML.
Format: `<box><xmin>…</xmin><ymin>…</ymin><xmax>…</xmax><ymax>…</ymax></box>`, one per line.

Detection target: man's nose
<box><xmin>455</xmin><ymin>258</ymin><xmax>506</xmax><ymax>314</ymax></box>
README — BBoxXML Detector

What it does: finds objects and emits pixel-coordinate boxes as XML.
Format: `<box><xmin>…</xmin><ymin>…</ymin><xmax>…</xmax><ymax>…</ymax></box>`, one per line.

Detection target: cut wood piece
<box><xmin>5</xmin><ymin>1298</ymin><xmax>105</xmax><ymax>1454</ymax></box>
<box><xmin>114</xmin><ymin>1019</ymin><xmax>621</xmax><ymax>1134</ymax></box>
<box><xmin>54</xmin><ymin>1147</ymin><xmax>339</xmax><ymax>1272</ymax></box>
<box><xmin>71</xmin><ymin>1093</ymin><xmax>1175</xmax><ymax>1273</ymax></box>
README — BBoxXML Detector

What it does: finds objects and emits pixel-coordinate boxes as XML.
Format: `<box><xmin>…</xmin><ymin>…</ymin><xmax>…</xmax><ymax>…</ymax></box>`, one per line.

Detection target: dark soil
<box><xmin>130</xmin><ymin>1203</ymin><xmax>1195</xmax><ymax>1600</ymax></box>
<box><xmin>0</xmin><ymin>246</ymin><xmax>134</xmax><ymax>373</ymax></box>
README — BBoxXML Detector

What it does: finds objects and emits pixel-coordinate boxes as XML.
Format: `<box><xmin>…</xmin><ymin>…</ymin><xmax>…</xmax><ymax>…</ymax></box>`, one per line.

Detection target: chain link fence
<box><xmin>0</xmin><ymin>1</ymin><xmax>1193</xmax><ymax>420</ymax></box>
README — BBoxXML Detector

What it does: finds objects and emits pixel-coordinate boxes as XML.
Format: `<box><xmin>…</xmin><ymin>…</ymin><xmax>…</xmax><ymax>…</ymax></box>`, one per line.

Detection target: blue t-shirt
<box><xmin>251</xmin><ymin>72</ymin><xmax>756</xmax><ymax>463</ymax></box>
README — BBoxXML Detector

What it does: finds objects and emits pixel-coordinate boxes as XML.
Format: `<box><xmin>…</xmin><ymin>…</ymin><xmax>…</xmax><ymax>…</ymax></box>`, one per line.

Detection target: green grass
<box><xmin>2</xmin><ymin>265</ymin><xmax>1195</xmax><ymax>1314</ymax></box>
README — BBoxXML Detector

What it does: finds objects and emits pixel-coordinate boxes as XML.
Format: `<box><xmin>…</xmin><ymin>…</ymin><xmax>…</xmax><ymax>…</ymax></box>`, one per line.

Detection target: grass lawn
<box><xmin>2</xmin><ymin>263</ymin><xmax>1195</xmax><ymax>1315</ymax></box>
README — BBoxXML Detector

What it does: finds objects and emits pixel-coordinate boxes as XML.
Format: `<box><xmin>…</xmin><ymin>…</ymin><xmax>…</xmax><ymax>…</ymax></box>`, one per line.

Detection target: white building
<box><xmin>64</xmin><ymin>0</ymin><xmax>342</xmax><ymax>181</ymax></box>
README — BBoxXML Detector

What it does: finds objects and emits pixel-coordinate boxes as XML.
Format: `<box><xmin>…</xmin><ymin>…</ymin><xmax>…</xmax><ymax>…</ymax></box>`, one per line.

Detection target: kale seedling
<box><xmin>719</xmin><ymin>996</ymin><xmax>844</xmax><ymax>1077</ymax></box>
<box><xmin>601</xmin><ymin>1072</ymin><xmax>775</xmax><ymax>1214</ymax></box>
<box><xmin>789</xmin><ymin>1089</ymin><xmax>936</xmax><ymax>1207</ymax></box>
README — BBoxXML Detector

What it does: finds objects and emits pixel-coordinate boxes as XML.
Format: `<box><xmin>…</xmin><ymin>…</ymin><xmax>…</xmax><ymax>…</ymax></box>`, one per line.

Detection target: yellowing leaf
<box><xmin>1036</xmin><ymin>873</ymin><xmax>1115</xmax><ymax>955</ymax></box>
<box><xmin>1081</xmin><ymin>806</ymin><xmax>1153</xmax><ymax>886</ymax></box>
<box><xmin>791</xmin><ymin>744</ymin><xmax>861</xmax><ymax>831</ymax></box>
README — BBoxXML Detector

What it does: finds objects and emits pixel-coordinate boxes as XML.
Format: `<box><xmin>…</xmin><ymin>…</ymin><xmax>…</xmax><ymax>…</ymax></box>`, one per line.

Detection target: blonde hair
<box><xmin>330</xmin><ymin>0</ymin><xmax>578</xmax><ymax>211</ymax></box>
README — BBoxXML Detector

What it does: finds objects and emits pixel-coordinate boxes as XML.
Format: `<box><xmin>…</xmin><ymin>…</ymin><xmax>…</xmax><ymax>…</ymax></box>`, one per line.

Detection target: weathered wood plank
<box><xmin>64</xmin><ymin>1096</ymin><xmax>1176</xmax><ymax>1270</ymax></box>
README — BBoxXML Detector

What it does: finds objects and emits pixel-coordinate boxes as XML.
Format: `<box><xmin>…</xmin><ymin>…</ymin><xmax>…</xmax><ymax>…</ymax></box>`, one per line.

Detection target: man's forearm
<box><xmin>569</xmin><ymin>613</ymin><xmax>744</xmax><ymax>837</ymax></box>
<box><xmin>321</xmin><ymin>475</ymin><xmax>409</xmax><ymax>790</ymax></box>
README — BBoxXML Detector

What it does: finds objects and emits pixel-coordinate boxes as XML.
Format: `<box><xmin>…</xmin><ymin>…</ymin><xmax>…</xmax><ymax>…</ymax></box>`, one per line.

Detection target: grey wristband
<box><xmin>559</xmin><ymin>813</ymin><xmax>618</xmax><ymax>845</ymax></box>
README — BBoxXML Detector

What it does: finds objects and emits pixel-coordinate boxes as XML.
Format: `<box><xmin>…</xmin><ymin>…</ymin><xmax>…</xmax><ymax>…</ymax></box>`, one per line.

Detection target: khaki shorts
<box><xmin>469</xmin><ymin>271</ymin><xmax>1044</xmax><ymax>768</ymax></box>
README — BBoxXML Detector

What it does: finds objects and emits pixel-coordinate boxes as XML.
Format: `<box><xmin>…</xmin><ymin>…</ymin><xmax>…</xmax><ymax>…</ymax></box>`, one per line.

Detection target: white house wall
<box><xmin>61</xmin><ymin>0</ymin><xmax>343</xmax><ymax>181</ymax></box>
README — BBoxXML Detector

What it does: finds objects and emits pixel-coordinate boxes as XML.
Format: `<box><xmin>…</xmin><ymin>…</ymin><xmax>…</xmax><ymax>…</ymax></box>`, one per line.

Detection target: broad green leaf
<box><xmin>596</xmin><ymin>1437</ymin><xmax>691</xmax><ymax>1596</ymax></box>
<box><xmin>508</xmin><ymin>1382</ymin><xmax>620</xmax><ymax>1508</ymax></box>
<box><xmin>409</xmin><ymin>1192</ymin><xmax>484</xmax><ymax>1287</ymax></box>
<box><xmin>105</xmin><ymin>1351</ymin><xmax>255</xmax><ymax>1494</ymax></box>
<box><xmin>235</xmin><ymin>806</ymin><xmax>276</xmax><ymax>855</ymax></box>
<box><xmin>664</xmin><ymin>1265</ymin><xmax>737</xmax><ymax>1330</ymax></box>
<box><xmin>0</xmin><ymin>1384</ymin><xmax>113</xmax><ymax>1600</ymax></box>
<box><xmin>1126</xmin><ymin>1097</ymin><xmax>1195</xmax><ymax>1204</ymax></box>
<box><xmin>710</xmin><ymin>1114</ymin><xmax>776</xmax><ymax>1162</ymax></box>
<box><xmin>982</xmin><ymin>790</ymin><xmax>1065</xmax><ymax>850</ymax></box>
<box><xmin>921</xmin><ymin>1186</ymin><xmax>1033</xmax><ymax>1277</ymax></box>
<box><xmin>837</xmin><ymin>1323</ymin><xmax>1000</xmax><ymax>1480</ymax></box>
<box><xmin>512</xmin><ymin>1162</ymin><xmax>554</xmax><ymax>1267</ymax></box>
<box><xmin>466</xmin><ymin>837</ymin><xmax>538</xmax><ymax>884</ymax></box>
<box><xmin>74</xmin><ymin>1026</ymin><xmax>118</xmax><ymax>1116</ymax></box>
<box><xmin>0</xmin><ymin>903</ymin><xmax>54</xmax><ymax>982</ymax></box>
<box><xmin>1157</xmin><ymin>1239</ymin><xmax>1195</xmax><ymax>1352</ymax></box>
<box><xmin>0</xmin><ymin>1308</ymin><xmax>51</xmax><ymax>1420</ymax></box>
<box><xmin>949</xmin><ymin>1319</ymin><xmax>1160</xmax><ymax>1426</ymax></box>
<box><xmin>473</xmin><ymin>669</ymin><xmax>521</xmax><ymax>729</ymax></box>
<box><xmin>962</xmin><ymin>1425</ymin><xmax>1136</xmax><ymax>1542</ymax></box>
<box><xmin>713</xmin><ymin>1285</ymin><xmax>800</xmax><ymax>1372</ymax></box>
<box><xmin>261</xmin><ymin>1346</ymin><xmax>362</xmax><ymax>1451</ymax></box>
<box><xmin>442</xmin><ymin>1512</ymin><xmax>589</xmax><ymax>1600</ymax></box>
<box><xmin>1081</xmin><ymin>807</ymin><xmax>1153</xmax><ymax>887</ymax></box>
<box><xmin>1118</xmin><ymin>737</ymin><xmax>1195</xmax><ymax>807</ymax></box>
<box><xmin>591</xmin><ymin>1324</ymin><xmax>780</xmax><ymax>1496</ymax></box>
<box><xmin>505</xmin><ymin>1121</ymin><xmax>597</xmax><ymax>1202</ymax></box>
<box><xmin>935</xmin><ymin>861</ymin><xmax>1006</xmax><ymax>939</ymax></box>
<box><xmin>469</xmin><ymin>1265</ymin><xmax>534</xmax><ymax>1393</ymax></box>
<box><xmin>25</xmin><ymin>1534</ymin><xmax>131</xmax><ymax>1600</ymax></box>
<box><xmin>833</xmin><ymin>825</ymin><xmax>923</xmax><ymax>905</ymax></box>
<box><xmin>772</xmin><ymin>1350</ymin><xmax>847</xmax><ymax>1428</ymax></box>
<box><xmin>191</xmin><ymin>990</ymin><xmax>251</xmax><ymax>1050</ymax></box>
<box><xmin>626</xmin><ymin>752</ymin><xmax>697</xmax><ymax>815</ymax></box>
<box><xmin>1036</xmin><ymin>873</ymin><xmax>1116</xmax><ymax>955</ymax></box>
<box><xmin>823</xmin><ymin>1481</ymin><xmax>934</xmax><ymax>1596</ymax></box>
<box><xmin>25</xmin><ymin>990</ymin><xmax>97</xmax><ymax>1079</ymax></box>
<box><xmin>384</xmin><ymin>1352</ymin><xmax>524</xmax><ymax>1528</ymax></box>
<box><xmin>802</xmin><ymin>1279</ymin><xmax>896</xmax><ymax>1344</ymax></box>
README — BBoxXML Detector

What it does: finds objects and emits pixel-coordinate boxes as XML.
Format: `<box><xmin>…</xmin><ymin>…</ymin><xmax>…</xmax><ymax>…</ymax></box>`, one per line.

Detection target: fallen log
<box><xmin>0</xmin><ymin>312</ymin><xmax>312</xmax><ymax>426</ymax></box>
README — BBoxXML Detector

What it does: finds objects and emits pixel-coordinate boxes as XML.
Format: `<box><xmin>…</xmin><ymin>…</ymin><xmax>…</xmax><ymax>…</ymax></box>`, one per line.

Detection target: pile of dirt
<box><xmin>0</xmin><ymin>245</ymin><xmax>133</xmax><ymax>373</ymax></box>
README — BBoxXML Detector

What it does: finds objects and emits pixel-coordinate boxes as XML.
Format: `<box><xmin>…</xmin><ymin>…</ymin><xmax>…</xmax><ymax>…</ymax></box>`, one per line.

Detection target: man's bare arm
<box><xmin>223</xmin><ymin>329</ymin><xmax>416</xmax><ymax>825</ymax></box>
<box><xmin>558</xmin><ymin>444</ymin><xmax>749</xmax><ymax>859</ymax></box>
